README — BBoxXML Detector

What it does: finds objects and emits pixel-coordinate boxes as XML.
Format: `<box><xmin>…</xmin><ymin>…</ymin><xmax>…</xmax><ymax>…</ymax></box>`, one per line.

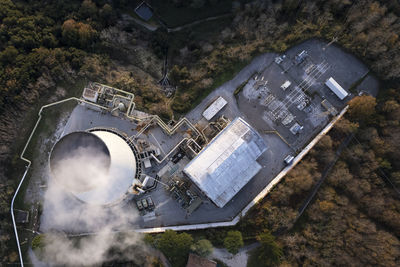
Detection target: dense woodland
<box><xmin>1</xmin><ymin>0</ymin><xmax>400</xmax><ymax>265</ymax></box>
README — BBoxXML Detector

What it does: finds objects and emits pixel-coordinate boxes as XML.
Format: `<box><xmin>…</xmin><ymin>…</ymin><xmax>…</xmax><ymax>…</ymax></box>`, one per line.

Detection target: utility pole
<box><xmin>323</xmin><ymin>37</ymin><xmax>338</xmax><ymax>51</ymax></box>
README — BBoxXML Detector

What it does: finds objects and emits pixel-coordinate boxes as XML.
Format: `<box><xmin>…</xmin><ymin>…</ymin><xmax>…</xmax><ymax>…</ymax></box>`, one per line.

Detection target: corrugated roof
<box><xmin>183</xmin><ymin>117</ymin><xmax>267</xmax><ymax>208</ymax></box>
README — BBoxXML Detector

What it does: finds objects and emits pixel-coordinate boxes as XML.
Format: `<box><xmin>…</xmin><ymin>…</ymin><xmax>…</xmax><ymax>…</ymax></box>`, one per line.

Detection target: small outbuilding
<box><xmin>280</xmin><ymin>80</ymin><xmax>291</xmax><ymax>91</ymax></box>
<box><xmin>325</xmin><ymin>77</ymin><xmax>348</xmax><ymax>100</ymax></box>
<box><xmin>202</xmin><ymin>96</ymin><xmax>228</xmax><ymax>121</ymax></box>
<box><xmin>135</xmin><ymin>2</ymin><xmax>153</xmax><ymax>21</ymax></box>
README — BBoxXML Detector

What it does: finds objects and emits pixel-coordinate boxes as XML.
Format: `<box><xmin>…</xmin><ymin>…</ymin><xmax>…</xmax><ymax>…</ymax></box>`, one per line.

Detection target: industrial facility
<box><xmin>43</xmin><ymin>39</ymin><xmax>364</xmax><ymax>230</ymax></box>
<box><xmin>46</xmin><ymin>82</ymin><xmax>271</xmax><ymax>216</ymax></box>
<box><xmin>15</xmin><ymin>39</ymin><xmax>374</xmax><ymax>237</ymax></box>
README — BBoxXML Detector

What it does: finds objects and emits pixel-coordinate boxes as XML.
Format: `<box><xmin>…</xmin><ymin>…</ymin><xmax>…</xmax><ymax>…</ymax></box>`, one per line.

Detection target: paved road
<box><xmin>209</xmin><ymin>242</ymin><xmax>260</xmax><ymax>267</ymax></box>
<box><xmin>121</xmin><ymin>14</ymin><xmax>158</xmax><ymax>31</ymax></box>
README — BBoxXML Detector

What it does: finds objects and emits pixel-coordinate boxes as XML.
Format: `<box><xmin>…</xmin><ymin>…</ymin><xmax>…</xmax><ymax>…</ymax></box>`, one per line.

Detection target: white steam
<box><xmin>52</xmin><ymin>146</ymin><xmax>110</xmax><ymax>193</ymax></box>
<box><xmin>38</xmin><ymin>147</ymin><xmax>147</xmax><ymax>266</ymax></box>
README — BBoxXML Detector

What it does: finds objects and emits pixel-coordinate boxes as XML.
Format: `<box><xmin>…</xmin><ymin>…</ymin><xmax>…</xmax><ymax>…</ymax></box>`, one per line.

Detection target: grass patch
<box><xmin>12</xmin><ymin>79</ymin><xmax>86</xmax><ymax>210</ymax></box>
<box><xmin>246</xmin><ymin>247</ymin><xmax>260</xmax><ymax>267</ymax></box>
<box><xmin>234</xmin><ymin>72</ymin><xmax>256</xmax><ymax>97</ymax></box>
<box><xmin>181</xmin><ymin>16</ymin><xmax>233</xmax><ymax>42</ymax></box>
<box><xmin>13</xmin><ymin>101</ymin><xmax>77</xmax><ymax>211</ymax></box>
<box><xmin>172</xmin><ymin>59</ymin><xmax>250</xmax><ymax>114</ymax></box>
<box><xmin>195</xmin><ymin>60</ymin><xmax>250</xmax><ymax>107</ymax></box>
<box><xmin>169</xmin><ymin>16</ymin><xmax>233</xmax><ymax>56</ymax></box>
<box><xmin>234</xmin><ymin>81</ymin><xmax>247</xmax><ymax>96</ymax></box>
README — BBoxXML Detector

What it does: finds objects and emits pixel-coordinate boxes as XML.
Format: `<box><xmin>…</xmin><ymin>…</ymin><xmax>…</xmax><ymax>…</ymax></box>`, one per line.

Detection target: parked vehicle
<box><xmin>141</xmin><ymin>198</ymin><xmax>148</xmax><ymax>209</ymax></box>
<box><xmin>146</xmin><ymin>196</ymin><xmax>154</xmax><ymax>208</ymax></box>
<box><xmin>136</xmin><ymin>200</ymin><xmax>143</xmax><ymax>211</ymax></box>
<box><xmin>284</xmin><ymin>155</ymin><xmax>294</xmax><ymax>165</ymax></box>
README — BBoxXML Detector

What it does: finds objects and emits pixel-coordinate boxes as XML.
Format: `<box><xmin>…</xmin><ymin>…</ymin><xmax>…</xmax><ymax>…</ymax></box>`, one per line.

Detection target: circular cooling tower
<box><xmin>50</xmin><ymin>130</ymin><xmax>138</xmax><ymax>205</ymax></box>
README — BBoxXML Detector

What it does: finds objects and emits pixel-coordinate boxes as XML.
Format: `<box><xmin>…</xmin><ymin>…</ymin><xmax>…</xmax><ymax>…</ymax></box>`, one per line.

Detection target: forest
<box><xmin>0</xmin><ymin>0</ymin><xmax>400</xmax><ymax>265</ymax></box>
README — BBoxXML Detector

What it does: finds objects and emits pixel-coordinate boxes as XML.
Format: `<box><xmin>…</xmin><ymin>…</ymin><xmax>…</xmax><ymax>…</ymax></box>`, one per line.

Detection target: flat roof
<box><xmin>82</xmin><ymin>87</ymin><xmax>99</xmax><ymax>103</ymax></box>
<box><xmin>202</xmin><ymin>96</ymin><xmax>227</xmax><ymax>121</ymax></box>
<box><xmin>325</xmin><ymin>77</ymin><xmax>348</xmax><ymax>100</ymax></box>
<box><xmin>183</xmin><ymin>117</ymin><xmax>267</xmax><ymax>208</ymax></box>
<box><xmin>135</xmin><ymin>2</ymin><xmax>153</xmax><ymax>21</ymax></box>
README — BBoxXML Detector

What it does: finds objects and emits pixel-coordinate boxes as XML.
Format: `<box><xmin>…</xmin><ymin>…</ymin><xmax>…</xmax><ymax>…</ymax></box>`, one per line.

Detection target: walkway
<box><xmin>120</xmin><ymin>14</ymin><xmax>158</xmax><ymax>31</ymax></box>
<box><xmin>209</xmin><ymin>242</ymin><xmax>260</xmax><ymax>267</ymax></box>
<box><xmin>168</xmin><ymin>14</ymin><xmax>232</xmax><ymax>32</ymax></box>
<box><xmin>121</xmin><ymin>13</ymin><xmax>232</xmax><ymax>33</ymax></box>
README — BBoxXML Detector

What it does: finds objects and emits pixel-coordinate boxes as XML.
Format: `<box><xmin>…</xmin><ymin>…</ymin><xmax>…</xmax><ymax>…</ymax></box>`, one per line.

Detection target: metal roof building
<box><xmin>202</xmin><ymin>96</ymin><xmax>228</xmax><ymax>121</ymax></box>
<box><xmin>183</xmin><ymin>117</ymin><xmax>267</xmax><ymax>208</ymax></box>
<box><xmin>325</xmin><ymin>77</ymin><xmax>348</xmax><ymax>100</ymax></box>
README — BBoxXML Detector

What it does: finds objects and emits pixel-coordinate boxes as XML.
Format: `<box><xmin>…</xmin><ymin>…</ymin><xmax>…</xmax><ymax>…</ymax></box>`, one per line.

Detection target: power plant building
<box><xmin>183</xmin><ymin>117</ymin><xmax>267</xmax><ymax>208</ymax></box>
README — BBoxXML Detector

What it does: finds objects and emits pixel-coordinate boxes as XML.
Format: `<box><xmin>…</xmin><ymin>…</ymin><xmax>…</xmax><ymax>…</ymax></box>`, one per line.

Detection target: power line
<box><xmin>347</xmin><ymin>134</ymin><xmax>400</xmax><ymax>197</ymax></box>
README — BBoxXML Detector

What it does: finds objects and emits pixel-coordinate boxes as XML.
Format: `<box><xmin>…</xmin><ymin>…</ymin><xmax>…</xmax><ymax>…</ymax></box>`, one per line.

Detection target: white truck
<box><xmin>281</xmin><ymin>80</ymin><xmax>291</xmax><ymax>91</ymax></box>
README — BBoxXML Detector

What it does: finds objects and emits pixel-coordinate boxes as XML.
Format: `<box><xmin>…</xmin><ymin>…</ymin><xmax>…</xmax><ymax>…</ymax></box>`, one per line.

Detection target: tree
<box><xmin>0</xmin><ymin>46</ymin><xmax>18</xmax><ymax>64</ymax></box>
<box><xmin>100</xmin><ymin>4</ymin><xmax>115</xmax><ymax>25</ymax></box>
<box><xmin>347</xmin><ymin>95</ymin><xmax>377</xmax><ymax>123</ymax></box>
<box><xmin>79</xmin><ymin>0</ymin><xmax>97</xmax><ymax>19</ymax></box>
<box><xmin>61</xmin><ymin>19</ymin><xmax>97</xmax><ymax>48</ymax></box>
<box><xmin>334</xmin><ymin>118</ymin><xmax>358</xmax><ymax>135</ymax></box>
<box><xmin>191</xmin><ymin>239</ymin><xmax>213</xmax><ymax>257</ymax></box>
<box><xmin>249</xmin><ymin>231</ymin><xmax>282</xmax><ymax>267</ymax></box>
<box><xmin>151</xmin><ymin>29</ymin><xmax>169</xmax><ymax>59</ymax></box>
<box><xmin>169</xmin><ymin>65</ymin><xmax>191</xmax><ymax>87</ymax></box>
<box><xmin>31</xmin><ymin>234</ymin><xmax>48</xmax><ymax>259</ymax></box>
<box><xmin>190</xmin><ymin>0</ymin><xmax>205</xmax><ymax>9</ymax></box>
<box><xmin>32</xmin><ymin>234</ymin><xmax>46</xmax><ymax>250</ymax></box>
<box><xmin>156</xmin><ymin>230</ymin><xmax>193</xmax><ymax>267</ymax></box>
<box><xmin>223</xmin><ymin>230</ymin><xmax>243</xmax><ymax>254</ymax></box>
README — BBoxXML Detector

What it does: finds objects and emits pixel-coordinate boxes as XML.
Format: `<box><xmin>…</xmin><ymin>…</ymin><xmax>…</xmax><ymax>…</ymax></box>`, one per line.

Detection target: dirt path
<box><xmin>121</xmin><ymin>14</ymin><xmax>158</xmax><ymax>31</ymax></box>
<box><xmin>122</xmin><ymin>13</ymin><xmax>232</xmax><ymax>33</ymax></box>
<box><xmin>168</xmin><ymin>13</ymin><xmax>232</xmax><ymax>32</ymax></box>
